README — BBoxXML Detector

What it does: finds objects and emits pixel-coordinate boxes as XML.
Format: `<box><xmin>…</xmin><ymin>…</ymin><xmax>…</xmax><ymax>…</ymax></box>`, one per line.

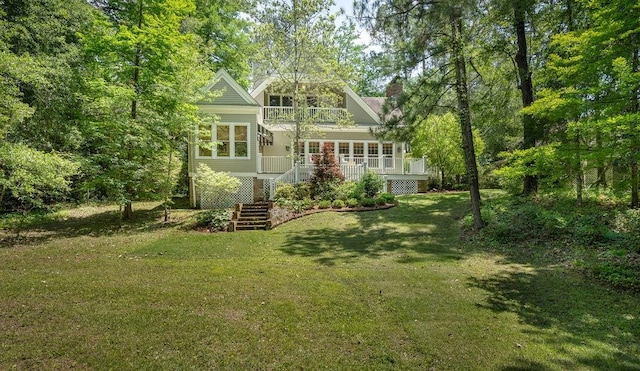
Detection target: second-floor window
<box><xmin>268</xmin><ymin>95</ymin><xmax>292</xmax><ymax>107</ymax></box>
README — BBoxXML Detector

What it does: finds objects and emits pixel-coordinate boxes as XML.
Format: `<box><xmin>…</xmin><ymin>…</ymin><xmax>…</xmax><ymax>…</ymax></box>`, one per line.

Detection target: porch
<box><xmin>263</xmin><ymin>106</ymin><xmax>348</xmax><ymax>122</ymax></box>
<box><xmin>257</xmin><ymin>154</ymin><xmax>433</xmax><ymax>176</ymax></box>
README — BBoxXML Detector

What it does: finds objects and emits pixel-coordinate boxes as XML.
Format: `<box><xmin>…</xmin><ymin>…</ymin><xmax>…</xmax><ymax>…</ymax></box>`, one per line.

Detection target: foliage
<box><xmin>335</xmin><ymin>181</ymin><xmax>360</xmax><ymax>201</ymax></box>
<box><xmin>378</xmin><ymin>193</ymin><xmax>395</xmax><ymax>204</ymax></box>
<box><xmin>360</xmin><ymin>170</ymin><xmax>383</xmax><ymax>199</ymax></box>
<box><xmin>0</xmin><ymin>143</ymin><xmax>79</xmax><ymax>212</ymax></box>
<box><xmin>360</xmin><ymin>197</ymin><xmax>376</xmax><ymax>207</ymax></box>
<box><xmin>346</xmin><ymin>198</ymin><xmax>359</xmax><ymax>208</ymax></box>
<box><xmin>493</xmin><ymin>144</ymin><xmax>567</xmax><ymax>195</ymax></box>
<box><xmin>473</xmin><ymin>192</ymin><xmax>640</xmax><ymax>291</ymax></box>
<box><xmin>195</xmin><ymin>209</ymin><xmax>230</xmax><ymax>232</ymax></box>
<box><xmin>331</xmin><ymin>199</ymin><xmax>345</xmax><ymax>209</ymax></box>
<box><xmin>411</xmin><ymin>113</ymin><xmax>484</xmax><ymax>188</ymax></box>
<box><xmin>274</xmin><ymin>183</ymin><xmax>296</xmax><ymax>201</ymax></box>
<box><xmin>252</xmin><ymin>0</ymin><xmax>355</xmax><ymax>159</ymax></box>
<box><xmin>317</xmin><ymin>200</ymin><xmax>331</xmax><ymax>209</ymax></box>
<box><xmin>194</xmin><ymin>164</ymin><xmax>240</xmax><ymax>207</ymax></box>
<box><xmin>310</xmin><ymin>143</ymin><xmax>345</xmax><ymax>199</ymax></box>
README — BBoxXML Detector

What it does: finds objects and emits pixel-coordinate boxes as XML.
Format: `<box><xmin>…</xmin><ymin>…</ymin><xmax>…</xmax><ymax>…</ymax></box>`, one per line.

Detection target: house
<box><xmin>188</xmin><ymin>69</ymin><xmax>434</xmax><ymax>208</ymax></box>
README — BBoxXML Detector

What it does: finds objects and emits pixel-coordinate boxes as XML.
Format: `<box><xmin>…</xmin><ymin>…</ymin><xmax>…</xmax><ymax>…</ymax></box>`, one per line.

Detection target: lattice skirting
<box><xmin>391</xmin><ymin>179</ymin><xmax>418</xmax><ymax>195</ymax></box>
<box><xmin>200</xmin><ymin>177</ymin><xmax>254</xmax><ymax>209</ymax></box>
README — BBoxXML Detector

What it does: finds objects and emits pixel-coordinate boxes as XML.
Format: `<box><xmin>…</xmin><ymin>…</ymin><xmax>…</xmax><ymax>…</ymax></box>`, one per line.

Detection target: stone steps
<box><xmin>230</xmin><ymin>202</ymin><xmax>272</xmax><ymax>231</ymax></box>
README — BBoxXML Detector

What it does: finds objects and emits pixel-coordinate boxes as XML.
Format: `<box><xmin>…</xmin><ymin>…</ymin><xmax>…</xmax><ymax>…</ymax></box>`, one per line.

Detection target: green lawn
<box><xmin>1</xmin><ymin>194</ymin><xmax>639</xmax><ymax>370</ymax></box>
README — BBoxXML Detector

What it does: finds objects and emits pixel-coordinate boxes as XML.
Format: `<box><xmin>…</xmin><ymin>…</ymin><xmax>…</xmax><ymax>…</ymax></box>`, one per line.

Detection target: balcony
<box><xmin>263</xmin><ymin>106</ymin><xmax>348</xmax><ymax>123</ymax></box>
<box><xmin>258</xmin><ymin>155</ymin><xmax>434</xmax><ymax>176</ymax></box>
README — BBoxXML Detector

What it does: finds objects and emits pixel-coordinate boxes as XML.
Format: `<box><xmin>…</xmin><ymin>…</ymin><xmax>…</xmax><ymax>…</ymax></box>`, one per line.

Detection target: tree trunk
<box><xmin>164</xmin><ymin>150</ymin><xmax>173</xmax><ymax>222</ymax></box>
<box><xmin>450</xmin><ymin>10</ymin><xmax>484</xmax><ymax>231</ymax></box>
<box><xmin>514</xmin><ymin>4</ymin><xmax>538</xmax><ymax>195</ymax></box>
<box><xmin>123</xmin><ymin>0</ymin><xmax>144</xmax><ymax>221</ymax></box>
<box><xmin>575</xmin><ymin>133</ymin><xmax>583</xmax><ymax>206</ymax></box>
<box><xmin>440</xmin><ymin>168</ymin><xmax>445</xmax><ymax>189</ymax></box>
<box><xmin>631</xmin><ymin>47</ymin><xmax>639</xmax><ymax>208</ymax></box>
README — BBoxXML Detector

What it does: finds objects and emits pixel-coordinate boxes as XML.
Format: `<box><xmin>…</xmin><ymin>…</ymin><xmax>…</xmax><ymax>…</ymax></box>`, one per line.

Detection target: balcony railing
<box><xmin>263</xmin><ymin>106</ymin><xmax>348</xmax><ymax>122</ymax></box>
<box><xmin>259</xmin><ymin>155</ymin><xmax>435</xmax><ymax>176</ymax></box>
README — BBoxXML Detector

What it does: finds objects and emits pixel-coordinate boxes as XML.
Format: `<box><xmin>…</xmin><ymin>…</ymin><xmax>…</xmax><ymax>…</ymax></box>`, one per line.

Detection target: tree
<box><xmin>81</xmin><ymin>0</ymin><xmax>210</xmax><ymax>219</ymax></box>
<box><xmin>252</xmin><ymin>0</ymin><xmax>354</xmax><ymax>160</ymax></box>
<box><xmin>310</xmin><ymin>142</ymin><xmax>345</xmax><ymax>198</ymax></box>
<box><xmin>411</xmin><ymin>113</ymin><xmax>484</xmax><ymax>189</ymax></box>
<box><xmin>194</xmin><ymin>164</ymin><xmax>241</xmax><ymax>208</ymax></box>
<box><xmin>357</xmin><ymin>0</ymin><xmax>485</xmax><ymax>230</ymax></box>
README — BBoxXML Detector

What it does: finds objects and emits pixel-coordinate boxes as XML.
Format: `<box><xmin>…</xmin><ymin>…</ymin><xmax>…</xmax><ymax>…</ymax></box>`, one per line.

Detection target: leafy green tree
<box><xmin>252</xmin><ymin>0</ymin><xmax>354</xmax><ymax>160</ymax></box>
<box><xmin>81</xmin><ymin>0</ymin><xmax>210</xmax><ymax>219</ymax></box>
<box><xmin>411</xmin><ymin>113</ymin><xmax>484</xmax><ymax>189</ymax></box>
<box><xmin>0</xmin><ymin>143</ymin><xmax>79</xmax><ymax>213</ymax></box>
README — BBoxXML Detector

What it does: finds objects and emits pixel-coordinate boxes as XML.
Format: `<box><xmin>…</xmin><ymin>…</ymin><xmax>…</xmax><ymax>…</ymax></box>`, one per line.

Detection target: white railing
<box><xmin>263</xmin><ymin>106</ymin><xmax>348</xmax><ymax>122</ymax></box>
<box><xmin>261</xmin><ymin>156</ymin><xmax>293</xmax><ymax>173</ymax></box>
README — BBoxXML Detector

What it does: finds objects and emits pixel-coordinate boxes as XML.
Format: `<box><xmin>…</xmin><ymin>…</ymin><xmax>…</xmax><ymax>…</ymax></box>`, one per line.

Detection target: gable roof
<box><xmin>250</xmin><ymin>75</ymin><xmax>381</xmax><ymax>124</ymax></box>
<box><xmin>200</xmin><ymin>69</ymin><xmax>259</xmax><ymax>106</ymax></box>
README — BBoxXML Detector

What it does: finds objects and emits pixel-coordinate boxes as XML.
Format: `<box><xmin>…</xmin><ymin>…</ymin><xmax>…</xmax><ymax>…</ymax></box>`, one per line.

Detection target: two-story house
<box><xmin>188</xmin><ymin>69</ymin><xmax>432</xmax><ymax>208</ymax></box>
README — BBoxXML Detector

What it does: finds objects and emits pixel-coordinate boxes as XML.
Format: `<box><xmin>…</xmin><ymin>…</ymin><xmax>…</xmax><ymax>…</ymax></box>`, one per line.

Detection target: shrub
<box><xmin>302</xmin><ymin>197</ymin><xmax>315</xmax><ymax>210</ymax></box>
<box><xmin>294</xmin><ymin>182</ymin><xmax>311</xmax><ymax>200</ymax></box>
<box><xmin>310</xmin><ymin>143</ymin><xmax>345</xmax><ymax>198</ymax></box>
<box><xmin>335</xmin><ymin>181</ymin><xmax>360</xmax><ymax>201</ymax></box>
<box><xmin>274</xmin><ymin>183</ymin><xmax>295</xmax><ymax>201</ymax></box>
<box><xmin>360</xmin><ymin>170</ymin><xmax>383</xmax><ymax>198</ymax></box>
<box><xmin>314</xmin><ymin>180</ymin><xmax>340</xmax><ymax>201</ymax></box>
<box><xmin>379</xmin><ymin>192</ymin><xmax>395</xmax><ymax>204</ymax></box>
<box><xmin>346</xmin><ymin>198</ymin><xmax>359</xmax><ymax>207</ymax></box>
<box><xmin>318</xmin><ymin>200</ymin><xmax>332</xmax><ymax>209</ymax></box>
<box><xmin>195</xmin><ymin>165</ymin><xmax>241</xmax><ymax>207</ymax></box>
<box><xmin>360</xmin><ymin>197</ymin><xmax>376</xmax><ymax>207</ymax></box>
<box><xmin>332</xmin><ymin>199</ymin><xmax>345</xmax><ymax>208</ymax></box>
<box><xmin>196</xmin><ymin>210</ymin><xmax>230</xmax><ymax>232</ymax></box>
<box><xmin>375</xmin><ymin>197</ymin><xmax>387</xmax><ymax>206</ymax></box>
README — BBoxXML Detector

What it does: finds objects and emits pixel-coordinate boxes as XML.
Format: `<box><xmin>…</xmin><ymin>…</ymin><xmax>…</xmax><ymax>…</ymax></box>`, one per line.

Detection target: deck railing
<box><xmin>263</xmin><ymin>106</ymin><xmax>348</xmax><ymax>122</ymax></box>
<box><xmin>261</xmin><ymin>155</ymin><xmax>435</xmax><ymax>175</ymax></box>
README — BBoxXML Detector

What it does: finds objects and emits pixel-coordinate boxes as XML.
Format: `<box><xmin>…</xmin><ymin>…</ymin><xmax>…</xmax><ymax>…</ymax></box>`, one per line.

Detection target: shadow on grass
<box><xmin>468</xmin><ymin>254</ymin><xmax>640</xmax><ymax>370</ymax></box>
<box><xmin>0</xmin><ymin>200</ymin><xmax>195</xmax><ymax>248</ymax></box>
<box><xmin>278</xmin><ymin>193</ymin><xmax>471</xmax><ymax>266</ymax></box>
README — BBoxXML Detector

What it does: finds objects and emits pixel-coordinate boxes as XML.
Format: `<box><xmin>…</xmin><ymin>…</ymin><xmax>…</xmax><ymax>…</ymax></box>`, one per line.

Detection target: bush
<box><xmin>196</xmin><ymin>210</ymin><xmax>231</xmax><ymax>232</ymax></box>
<box><xmin>302</xmin><ymin>197</ymin><xmax>315</xmax><ymax>210</ymax></box>
<box><xmin>332</xmin><ymin>199</ymin><xmax>345</xmax><ymax>208</ymax></box>
<box><xmin>346</xmin><ymin>198</ymin><xmax>359</xmax><ymax>207</ymax></box>
<box><xmin>379</xmin><ymin>192</ymin><xmax>395</xmax><ymax>204</ymax></box>
<box><xmin>294</xmin><ymin>182</ymin><xmax>311</xmax><ymax>200</ymax></box>
<box><xmin>360</xmin><ymin>197</ymin><xmax>376</xmax><ymax>207</ymax></box>
<box><xmin>335</xmin><ymin>181</ymin><xmax>360</xmax><ymax>201</ymax></box>
<box><xmin>360</xmin><ymin>170</ymin><xmax>383</xmax><ymax>198</ymax></box>
<box><xmin>375</xmin><ymin>197</ymin><xmax>387</xmax><ymax>206</ymax></box>
<box><xmin>318</xmin><ymin>200</ymin><xmax>332</xmax><ymax>209</ymax></box>
<box><xmin>274</xmin><ymin>183</ymin><xmax>296</xmax><ymax>201</ymax></box>
<box><xmin>315</xmin><ymin>180</ymin><xmax>342</xmax><ymax>201</ymax></box>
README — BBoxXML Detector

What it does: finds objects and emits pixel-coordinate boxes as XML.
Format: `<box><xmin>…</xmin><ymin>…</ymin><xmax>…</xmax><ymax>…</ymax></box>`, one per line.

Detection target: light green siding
<box><xmin>201</xmin><ymin>79</ymin><xmax>249</xmax><ymax>106</ymax></box>
<box><xmin>346</xmin><ymin>94</ymin><xmax>378</xmax><ymax>126</ymax></box>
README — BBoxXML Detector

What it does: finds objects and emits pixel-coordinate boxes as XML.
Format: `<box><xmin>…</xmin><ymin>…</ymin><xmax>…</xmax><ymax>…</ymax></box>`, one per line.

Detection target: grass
<box><xmin>1</xmin><ymin>193</ymin><xmax>639</xmax><ymax>370</ymax></box>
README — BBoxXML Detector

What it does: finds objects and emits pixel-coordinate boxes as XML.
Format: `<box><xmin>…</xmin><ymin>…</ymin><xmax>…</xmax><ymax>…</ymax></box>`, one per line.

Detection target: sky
<box><xmin>332</xmin><ymin>0</ymin><xmax>374</xmax><ymax>48</ymax></box>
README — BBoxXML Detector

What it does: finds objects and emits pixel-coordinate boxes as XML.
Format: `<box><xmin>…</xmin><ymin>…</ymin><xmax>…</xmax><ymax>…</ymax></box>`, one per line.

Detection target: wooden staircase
<box><xmin>230</xmin><ymin>202</ymin><xmax>272</xmax><ymax>231</ymax></box>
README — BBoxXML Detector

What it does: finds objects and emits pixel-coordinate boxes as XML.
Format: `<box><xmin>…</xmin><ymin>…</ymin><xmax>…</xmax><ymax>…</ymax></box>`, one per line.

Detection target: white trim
<box><xmin>196</xmin><ymin>122</ymin><xmax>251</xmax><ymax>160</ymax></box>
<box><xmin>198</xmin><ymin>105</ymin><xmax>261</xmax><ymax>114</ymax></box>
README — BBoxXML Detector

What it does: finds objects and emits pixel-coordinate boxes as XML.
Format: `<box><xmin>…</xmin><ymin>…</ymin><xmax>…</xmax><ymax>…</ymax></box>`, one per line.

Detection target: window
<box><xmin>197</xmin><ymin>123</ymin><xmax>250</xmax><ymax>159</ymax></box>
<box><xmin>268</xmin><ymin>94</ymin><xmax>293</xmax><ymax>107</ymax></box>
<box><xmin>382</xmin><ymin>143</ymin><xmax>393</xmax><ymax>156</ymax></box>
<box><xmin>353</xmin><ymin>142</ymin><xmax>364</xmax><ymax>157</ymax></box>
<box><xmin>368</xmin><ymin>143</ymin><xmax>379</xmax><ymax>157</ymax></box>
<box><xmin>308</xmin><ymin>141</ymin><xmax>320</xmax><ymax>154</ymax></box>
<box><xmin>338</xmin><ymin>142</ymin><xmax>350</xmax><ymax>156</ymax></box>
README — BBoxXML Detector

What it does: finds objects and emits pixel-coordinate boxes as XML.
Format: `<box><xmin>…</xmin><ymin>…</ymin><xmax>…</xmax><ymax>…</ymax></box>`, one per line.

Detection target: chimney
<box><xmin>385</xmin><ymin>76</ymin><xmax>403</xmax><ymax>99</ymax></box>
